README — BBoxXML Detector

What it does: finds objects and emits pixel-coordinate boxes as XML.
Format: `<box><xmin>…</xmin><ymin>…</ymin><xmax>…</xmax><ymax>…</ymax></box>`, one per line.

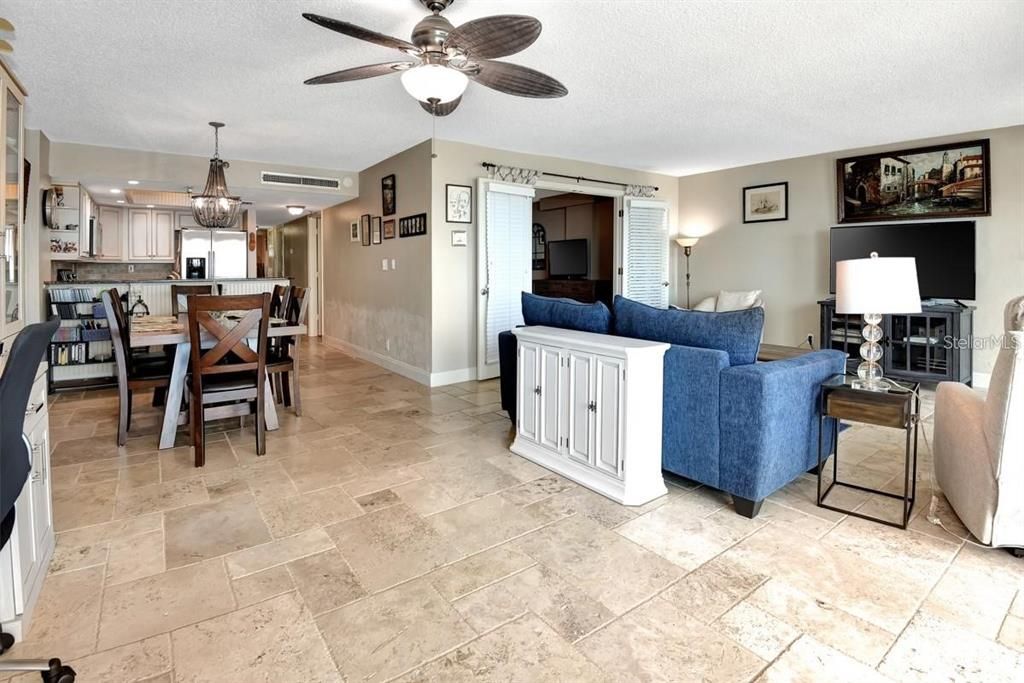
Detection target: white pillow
<box><xmin>693</xmin><ymin>296</ymin><xmax>717</xmax><ymax>312</ymax></box>
<box><xmin>716</xmin><ymin>289</ymin><xmax>763</xmax><ymax>312</ymax></box>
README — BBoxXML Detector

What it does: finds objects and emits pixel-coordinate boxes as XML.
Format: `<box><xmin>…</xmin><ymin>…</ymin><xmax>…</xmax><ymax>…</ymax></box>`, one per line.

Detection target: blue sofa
<box><xmin>498</xmin><ymin>293</ymin><xmax>845</xmax><ymax>517</ymax></box>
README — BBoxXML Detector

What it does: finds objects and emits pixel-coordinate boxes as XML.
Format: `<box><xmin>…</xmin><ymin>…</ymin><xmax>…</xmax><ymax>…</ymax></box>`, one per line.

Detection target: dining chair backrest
<box><xmin>102</xmin><ymin>288</ymin><xmax>133</xmax><ymax>377</ymax></box>
<box><xmin>171</xmin><ymin>283</ymin><xmax>222</xmax><ymax>316</ymax></box>
<box><xmin>186</xmin><ymin>293</ymin><xmax>271</xmax><ymax>387</ymax></box>
<box><xmin>270</xmin><ymin>284</ymin><xmax>288</xmax><ymax>319</ymax></box>
<box><xmin>286</xmin><ymin>286</ymin><xmax>309</xmax><ymax>326</ymax></box>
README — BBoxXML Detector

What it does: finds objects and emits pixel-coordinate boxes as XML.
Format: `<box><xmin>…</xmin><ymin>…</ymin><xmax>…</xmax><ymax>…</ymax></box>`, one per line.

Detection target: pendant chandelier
<box><xmin>191</xmin><ymin>122</ymin><xmax>242</xmax><ymax>228</ymax></box>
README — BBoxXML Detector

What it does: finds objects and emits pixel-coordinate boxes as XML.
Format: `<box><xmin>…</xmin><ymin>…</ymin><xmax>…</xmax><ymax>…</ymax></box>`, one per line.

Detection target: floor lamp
<box><xmin>835</xmin><ymin>252</ymin><xmax>921</xmax><ymax>391</ymax></box>
<box><xmin>675</xmin><ymin>237</ymin><xmax>699</xmax><ymax>308</ymax></box>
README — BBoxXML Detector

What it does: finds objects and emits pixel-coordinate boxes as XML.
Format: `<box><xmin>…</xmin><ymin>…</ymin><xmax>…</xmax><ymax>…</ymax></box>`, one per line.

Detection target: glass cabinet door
<box><xmin>3</xmin><ymin>82</ymin><xmax>23</xmax><ymax>334</ymax></box>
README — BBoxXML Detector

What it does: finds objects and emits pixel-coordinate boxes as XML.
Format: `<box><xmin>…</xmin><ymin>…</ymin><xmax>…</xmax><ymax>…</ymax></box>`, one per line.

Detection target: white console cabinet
<box><xmin>511</xmin><ymin>326</ymin><xmax>669</xmax><ymax>506</ymax></box>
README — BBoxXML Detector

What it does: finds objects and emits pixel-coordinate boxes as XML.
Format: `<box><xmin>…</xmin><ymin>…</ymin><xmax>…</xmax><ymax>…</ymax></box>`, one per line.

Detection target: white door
<box><xmin>128</xmin><ymin>209</ymin><xmax>151</xmax><ymax>260</ymax></box>
<box><xmin>594</xmin><ymin>356</ymin><xmax>624</xmax><ymax>478</ymax></box>
<box><xmin>567</xmin><ymin>351</ymin><xmax>594</xmax><ymax>465</ymax></box>
<box><xmin>477</xmin><ymin>179</ymin><xmax>535</xmax><ymax>379</ymax></box>
<box><xmin>621</xmin><ymin>198</ymin><xmax>670</xmax><ymax>308</ymax></box>
<box><xmin>151</xmin><ymin>210</ymin><xmax>175</xmax><ymax>260</ymax></box>
<box><xmin>538</xmin><ymin>346</ymin><xmax>562</xmax><ymax>451</ymax></box>
<box><xmin>517</xmin><ymin>340</ymin><xmax>540</xmax><ymax>443</ymax></box>
<box><xmin>97</xmin><ymin>206</ymin><xmax>123</xmax><ymax>260</ymax></box>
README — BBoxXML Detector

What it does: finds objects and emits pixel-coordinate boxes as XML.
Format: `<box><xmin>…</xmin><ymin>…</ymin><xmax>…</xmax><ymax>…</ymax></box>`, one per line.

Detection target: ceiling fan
<box><xmin>301</xmin><ymin>0</ymin><xmax>567</xmax><ymax>116</ymax></box>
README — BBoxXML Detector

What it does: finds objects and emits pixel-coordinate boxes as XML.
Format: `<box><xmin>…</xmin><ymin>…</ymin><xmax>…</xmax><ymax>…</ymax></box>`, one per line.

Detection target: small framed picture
<box><xmin>383</xmin><ymin>219</ymin><xmax>396</xmax><ymax>240</ymax></box>
<box><xmin>350</xmin><ymin>221</ymin><xmax>360</xmax><ymax>242</ymax></box>
<box><xmin>446</xmin><ymin>184</ymin><xmax>472</xmax><ymax>223</ymax></box>
<box><xmin>371</xmin><ymin>216</ymin><xmax>382</xmax><ymax>244</ymax></box>
<box><xmin>743</xmin><ymin>182</ymin><xmax>788</xmax><ymax>223</ymax></box>
<box><xmin>381</xmin><ymin>174</ymin><xmax>396</xmax><ymax>216</ymax></box>
<box><xmin>451</xmin><ymin>230</ymin><xmax>468</xmax><ymax>247</ymax></box>
<box><xmin>360</xmin><ymin>214</ymin><xmax>371</xmax><ymax>246</ymax></box>
<box><xmin>399</xmin><ymin>212</ymin><xmax>428</xmax><ymax>238</ymax></box>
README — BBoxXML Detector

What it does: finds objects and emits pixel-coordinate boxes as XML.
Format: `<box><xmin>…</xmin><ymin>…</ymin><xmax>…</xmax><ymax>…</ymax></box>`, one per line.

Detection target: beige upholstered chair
<box><xmin>934</xmin><ymin>295</ymin><xmax>1023</xmax><ymax>553</ymax></box>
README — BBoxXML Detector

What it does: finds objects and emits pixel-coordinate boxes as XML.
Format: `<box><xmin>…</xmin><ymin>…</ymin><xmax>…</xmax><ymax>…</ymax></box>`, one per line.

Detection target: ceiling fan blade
<box><xmin>419</xmin><ymin>96</ymin><xmax>463</xmax><ymax>117</ymax></box>
<box><xmin>302</xmin><ymin>13</ymin><xmax>419</xmax><ymax>54</ymax></box>
<box><xmin>445</xmin><ymin>15</ymin><xmax>541</xmax><ymax>59</ymax></box>
<box><xmin>304</xmin><ymin>61</ymin><xmax>414</xmax><ymax>85</ymax></box>
<box><xmin>470</xmin><ymin>60</ymin><xmax>567</xmax><ymax>98</ymax></box>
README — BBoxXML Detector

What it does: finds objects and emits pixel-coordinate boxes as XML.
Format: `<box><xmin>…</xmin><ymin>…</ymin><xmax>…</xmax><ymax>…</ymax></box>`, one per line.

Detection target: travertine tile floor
<box><xmin>4</xmin><ymin>340</ymin><xmax>1022</xmax><ymax>681</ymax></box>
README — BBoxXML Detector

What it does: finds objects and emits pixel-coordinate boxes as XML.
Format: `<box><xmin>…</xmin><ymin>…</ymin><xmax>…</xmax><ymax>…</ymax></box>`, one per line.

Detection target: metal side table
<box><xmin>817</xmin><ymin>374</ymin><xmax>920</xmax><ymax>529</ymax></box>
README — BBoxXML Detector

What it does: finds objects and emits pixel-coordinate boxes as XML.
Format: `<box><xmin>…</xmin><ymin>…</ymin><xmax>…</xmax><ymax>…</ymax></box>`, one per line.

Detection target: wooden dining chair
<box><xmin>269</xmin><ymin>284</ymin><xmax>290</xmax><ymax>319</ymax></box>
<box><xmin>267</xmin><ymin>286</ymin><xmax>309</xmax><ymax>416</ymax></box>
<box><xmin>171</xmin><ymin>283</ymin><xmax>222</xmax><ymax>316</ymax></box>
<box><xmin>186</xmin><ymin>293</ymin><xmax>271</xmax><ymax>467</ymax></box>
<box><xmin>102</xmin><ymin>289</ymin><xmax>173</xmax><ymax>446</ymax></box>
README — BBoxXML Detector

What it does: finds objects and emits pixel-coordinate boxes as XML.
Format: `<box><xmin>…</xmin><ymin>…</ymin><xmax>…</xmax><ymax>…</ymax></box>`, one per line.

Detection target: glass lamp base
<box><xmin>854</xmin><ymin>316</ymin><xmax>888</xmax><ymax>392</ymax></box>
<box><xmin>851</xmin><ymin>377</ymin><xmax>890</xmax><ymax>393</ymax></box>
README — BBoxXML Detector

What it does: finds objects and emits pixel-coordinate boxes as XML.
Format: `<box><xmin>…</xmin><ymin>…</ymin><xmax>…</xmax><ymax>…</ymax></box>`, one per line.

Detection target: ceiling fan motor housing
<box><xmin>419</xmin><ymin>0</ymin><xmax>454</xmax><ymax>14</ymax></box>
<box><xmin>412</xmin><ymin>14</ymin><xmax>454</xmax><ymax>52</ymax></box>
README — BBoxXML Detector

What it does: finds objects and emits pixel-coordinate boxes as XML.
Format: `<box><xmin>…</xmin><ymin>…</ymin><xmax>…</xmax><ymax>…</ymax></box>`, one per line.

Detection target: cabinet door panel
<box><xmin>567</xmin><ymin>351</ymin><xmax>594</xmax><ymax>464</ymax></box>
<box><xmin>538</xmin><ymin>346</ymin><xmax>562</xmax><ymax>450</ymax></box>
<box><xmin>128</xmin><ymin>209</ymin><xmax>150</xmax><ymax>260</ymax></box>
<box><xmin>594</xmin><ymin>356</ymin><xmax>624</xmax><ymax>478</ymax></box>
<box><xmin>517</xmin><ymin>341</ymin><xmax>540</xmax><ymax>443</ymax></box>
<box><xmin>29</xmin><ymin>421</ymin><xmax>52</xmax><ymax>561</ymax></box>
<box><xmin>98</xmin><ymin>206</ymin><xmax>123</xmax><ymax>260</ymax></box>
<box><xmin>152</xmin><ymin>211</ymin><xmax>175</xmax><ymax>260</ymax></box>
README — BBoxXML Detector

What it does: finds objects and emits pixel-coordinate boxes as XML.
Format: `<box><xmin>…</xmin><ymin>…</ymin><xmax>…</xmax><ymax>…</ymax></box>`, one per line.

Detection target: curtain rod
<box><xmin>480</xmin><ymin>162</ymin><xmax>659</xmax><ymax>192</ymax></box>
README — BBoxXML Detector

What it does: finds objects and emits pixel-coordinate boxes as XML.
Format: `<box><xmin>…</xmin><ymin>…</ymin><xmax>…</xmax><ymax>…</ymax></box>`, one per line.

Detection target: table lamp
<box><xmin>675</xmin><ymin>237</ymin><xmax>699</xmax><ymax>308</ymax></box>
<box><xmin>835</xmin><ymin>252</ymin><xmax>921</xmax><ymax>392</ymax></box>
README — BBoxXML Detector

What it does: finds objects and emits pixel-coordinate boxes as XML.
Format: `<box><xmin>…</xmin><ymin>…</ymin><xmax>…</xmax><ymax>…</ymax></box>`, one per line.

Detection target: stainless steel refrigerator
<box><xmin>180</xmin><ymin>229</ymin><xmax>248</xmax><ymax>279</ymax></box>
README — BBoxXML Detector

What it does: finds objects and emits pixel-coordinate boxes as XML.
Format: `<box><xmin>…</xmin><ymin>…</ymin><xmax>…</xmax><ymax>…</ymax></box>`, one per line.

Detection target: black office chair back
<box><xmin>1</xmin><ymin>319</ymin><xmax>59</xmax><ymax>549</ymax></box>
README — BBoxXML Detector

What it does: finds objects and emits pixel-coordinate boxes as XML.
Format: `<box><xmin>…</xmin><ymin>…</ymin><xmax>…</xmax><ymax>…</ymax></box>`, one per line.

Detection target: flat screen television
<box><xmin>829</xmin><ymin>221</ymin><xmax>976</xmax><ymax>300</ymax></box>
<box><xmin>548</xmin><ymin>238</ymin><xmax>589</xmax><ymax>278</ymax></box>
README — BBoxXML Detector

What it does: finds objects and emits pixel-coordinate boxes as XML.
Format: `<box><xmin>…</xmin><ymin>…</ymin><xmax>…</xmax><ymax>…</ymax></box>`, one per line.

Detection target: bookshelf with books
<box><xmin>46</xmin><ymin>286</ymin><xmax>115</xmax><ymax>391</ymax></box>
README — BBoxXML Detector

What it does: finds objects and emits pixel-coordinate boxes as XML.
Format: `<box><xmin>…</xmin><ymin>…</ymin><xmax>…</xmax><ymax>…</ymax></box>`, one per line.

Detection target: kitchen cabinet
<box><xmin>97</xmin><ymin>205</ymin><xmax>124</xmax><ymax>260</ymax></box>
<box><xmin>511</xmin><ymin>326</ymin><xmax>669</xmax><ymax>506</ymax></box>
<box><xmin>128</xmin><ymin>208</ymin><xmax>175</xmax><ymax>262</ymax></box>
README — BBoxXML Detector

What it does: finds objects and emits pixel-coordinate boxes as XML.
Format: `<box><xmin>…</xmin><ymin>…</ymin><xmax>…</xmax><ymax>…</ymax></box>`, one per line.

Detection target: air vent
<box><xmin>261</xmin><ymin>171</ymin><xmax>341</xmax><ymax>190</ymax></box>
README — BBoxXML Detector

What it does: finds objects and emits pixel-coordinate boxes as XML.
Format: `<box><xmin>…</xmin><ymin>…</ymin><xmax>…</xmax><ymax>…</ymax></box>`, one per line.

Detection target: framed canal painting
<box><xmin>837</xmin><ymin>139</ymin><xmax>990</xmax><ymax>223</ymax></box>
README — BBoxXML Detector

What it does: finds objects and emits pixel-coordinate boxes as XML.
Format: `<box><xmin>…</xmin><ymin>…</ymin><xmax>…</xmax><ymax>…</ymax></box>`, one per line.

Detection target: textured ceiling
<box><xmin>4</xmin><ymin>0</ymin><xmax>1023</xmax><ymax>176</ymax></box>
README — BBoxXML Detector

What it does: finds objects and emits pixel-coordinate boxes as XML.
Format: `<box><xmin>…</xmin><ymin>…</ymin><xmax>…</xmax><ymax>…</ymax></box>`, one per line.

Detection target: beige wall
<box><xmin>321</xmin><ymin>140</ymin><xmax>433</xmax><ymax>375</ymax></box>
<box><xmin>430</xmin><ymin>139</ymin><xmax>679</xmax><ymax>377</ymax></box>
<box><xmin>677</xmin><ymin>125</ymin><xmax>1024</xmax><ymax>380</ymax></box>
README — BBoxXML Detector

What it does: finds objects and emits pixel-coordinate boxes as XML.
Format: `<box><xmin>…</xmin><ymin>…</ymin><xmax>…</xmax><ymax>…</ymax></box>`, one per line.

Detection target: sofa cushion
<box><xmin>716</xmin><ymin>289</ymin><xmax>763</xmax><ymax>312</ymax></box>
<box><xmin>521</xmin><ymin>292</ymin><xmax>612</xmax><ymax>334</ymax></box>
<box><xmin>612</xmin><ymin>295</ymin><xmax>763</xmax><ymax>366</ymax></box>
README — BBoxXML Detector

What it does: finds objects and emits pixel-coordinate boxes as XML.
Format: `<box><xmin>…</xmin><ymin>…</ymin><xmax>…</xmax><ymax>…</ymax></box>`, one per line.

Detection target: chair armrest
<box><xmin>718</xmin><ymin>350</ymin><xmax>847</xmax><ymax>500</ymax></box>
<box><xmin>497</xmin><ymin>330</ymin><xmax>518</xmax><ymax>423</ymax></box>
<box><xmin>935</xmin><ymin>381</ymin><xmax>992</xmax><ymax>478</ymax></box>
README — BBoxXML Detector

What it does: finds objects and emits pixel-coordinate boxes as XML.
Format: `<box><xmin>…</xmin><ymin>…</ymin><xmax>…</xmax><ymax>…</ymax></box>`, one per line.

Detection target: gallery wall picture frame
<box><xmin>836</xmin><ymin>138</ymin><xmax>991</xmax><ymax>223</ymax></box>
<box><xmin>399</xmin><ymin>212</ymin><xmax>428</xmax><ymax>238</ymax></box>
<box><xmin>350</xmin><ymin>221</ymin><xmax>360</xmax><ymax>242</ymax></box>
<box><xmin>446</xmin><ymin>184</ymin><xmax>472</xmax><ymax>223</ymax></box>
<box><xmin>360</xmin><ymin>213</ymin><xmax>371</xmax><ymax>246</ymax></box>
<box><xmin>383</xmin><ymin>219</ymin><xmax>396</xmax><ymax>240</ymax></box>
<box><xmin>371</xmin><ymin>216</ymin><xmax>382</xmax><ymax>244</ymax></box>
<box><xmin>743</xmin><ymin>182</ymin><xmax>789</xmax><ymax>223</ymax></box>
<box><xmin>381</xmin><ymin>174</ymin><xmax>397</xmax><ymax>216</ymax></box>
<box><xmin>451</xmin><ymin>230</ymin><xmax>468</xmax><ymax>247</ymax></box>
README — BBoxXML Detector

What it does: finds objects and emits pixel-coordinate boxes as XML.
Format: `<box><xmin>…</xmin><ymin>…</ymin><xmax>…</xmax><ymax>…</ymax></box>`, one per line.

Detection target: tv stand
<box><xmin>819</xmin><ymin>299</ymin><xmax>974</xmax><ymax>385</ymax></box>
<box><xmin>533</xmin><ymin>279</ymin><xmax>612</xmax><ymax>306</ymax></box>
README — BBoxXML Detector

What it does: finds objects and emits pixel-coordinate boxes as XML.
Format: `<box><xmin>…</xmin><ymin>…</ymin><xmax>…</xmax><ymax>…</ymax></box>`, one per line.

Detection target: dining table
<box><xmin>129</xmin><ymin>314</ymin><xmax>307</xmax><ymax>450</ymax></box>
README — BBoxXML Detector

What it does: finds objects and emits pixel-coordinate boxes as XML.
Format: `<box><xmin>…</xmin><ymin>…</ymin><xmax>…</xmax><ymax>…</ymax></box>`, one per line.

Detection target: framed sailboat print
<box><xmin>743</xmin><ymin>182</ymin><xmax>789</xmax><ymax>223</ymax></box>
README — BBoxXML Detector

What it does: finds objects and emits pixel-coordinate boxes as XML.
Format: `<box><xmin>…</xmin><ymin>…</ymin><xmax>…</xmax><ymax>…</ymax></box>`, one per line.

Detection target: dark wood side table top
<box><xmin>820</xmin><ymin>374</ymin><xmax>918</xmax><ymax>429</ymax></box>
<box><xmin>757</xmin><ymin>343</ymin><xmax>816</xmax><ymax>362</ymax></box>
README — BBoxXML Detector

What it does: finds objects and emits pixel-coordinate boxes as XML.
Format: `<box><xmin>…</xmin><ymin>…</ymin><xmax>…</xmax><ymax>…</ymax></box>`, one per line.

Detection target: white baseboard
<box><xmin>429</xmin><ymin>367</ymin><xmax>478</xmax><ymax>388</ymax></box>
<box><xmin>322</xmin><ymin>335</ymin><xmax>431</xmax><ymax>386</ymax></box>
<box><xmin>321</xmin><ymin>336</ymin><xmax>479</xmax><ymax>388</ymax></box>
<box><xmin>972</xmin><ymin>372</ymin><xmax>991</xmax><ymax>389</ymax></box>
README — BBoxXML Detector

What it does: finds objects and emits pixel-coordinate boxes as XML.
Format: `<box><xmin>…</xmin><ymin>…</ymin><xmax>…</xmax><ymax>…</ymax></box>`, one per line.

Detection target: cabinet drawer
<box><xmin>23</xmin><ymin>371</ymin><xmax>48</xmax><ymax>436</ymax></box>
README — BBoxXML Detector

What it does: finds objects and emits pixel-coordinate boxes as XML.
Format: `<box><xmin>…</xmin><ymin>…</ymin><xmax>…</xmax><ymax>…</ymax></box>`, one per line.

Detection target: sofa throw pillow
<box><xmin>716</xmin><ymin>289</ymin><xmax>763</xmax><ymax>312</ymax></box>
<box><xmin>693</xmin><ymin>296</ymin><xmax>717</xmax><ymax>312</ymax></box>
<box><xmin>613</xmin><ymin>295</ymin><xmax>763</xmax><ymax>366</ymax></box>
<box><xmin>521</xmin><ymin>292</ymin><xmax>613</xmax><ymax>334</ymax></box>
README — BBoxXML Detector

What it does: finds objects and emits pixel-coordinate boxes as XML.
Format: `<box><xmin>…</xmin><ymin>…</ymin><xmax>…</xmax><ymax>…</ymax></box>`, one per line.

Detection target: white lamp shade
<box><xmin>836</xmin><ymin>255</ymin><xmax>922</xmax><ymax>314</ymax></box>
<box><xmin>400</xmin><ymin>64</ymin><xmax>468</xmax><ymax>104</ymax></box>
<box><xmin>675</xmin><ymin>236</ymin><xmax>699</xmax><ymax>248</ymax></box>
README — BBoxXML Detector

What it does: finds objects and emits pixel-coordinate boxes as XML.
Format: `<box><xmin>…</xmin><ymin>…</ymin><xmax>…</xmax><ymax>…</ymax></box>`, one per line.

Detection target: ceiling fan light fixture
<box><xmin>400</xmin><ymin>64</ymin><xmax>467</xmax><ymax>104</ymax></box>
<box><xmin>287</xmin><ymin>205</ymin><xmax>305</xmax><ymax>216</ymax></box>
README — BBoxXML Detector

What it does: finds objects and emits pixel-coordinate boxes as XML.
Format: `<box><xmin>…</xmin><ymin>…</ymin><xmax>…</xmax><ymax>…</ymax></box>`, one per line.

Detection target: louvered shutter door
<box><xmin>484</xmin><ymin>186</ymin><xmax>533</xmax><ymax>365</ymax></box>
<box><xmin>622</xmin><ymin>199</ymin><xmax>670</xmax><ymax>308</ymax></box>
